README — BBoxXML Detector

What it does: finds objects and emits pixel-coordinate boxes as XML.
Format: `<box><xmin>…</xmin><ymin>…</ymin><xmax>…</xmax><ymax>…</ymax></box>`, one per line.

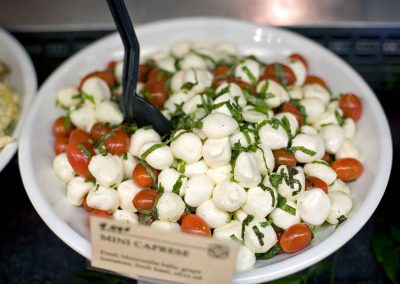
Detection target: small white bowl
<box><xmin>19</xmin><ymin>18</ymin><xmax>392</xmax><ymax>283</ymax></box>
<box><xmin>0</xmin><ymin>28</ymin><xmax>37</xmax><ymax>172</ymax></box>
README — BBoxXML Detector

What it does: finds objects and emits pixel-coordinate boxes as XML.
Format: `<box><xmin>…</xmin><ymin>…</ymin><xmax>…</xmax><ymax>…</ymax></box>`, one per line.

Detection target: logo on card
<box><xmin>207</xmin><ymin>243</ymin><xmax>230</xmax><ymax>259</ymax></box>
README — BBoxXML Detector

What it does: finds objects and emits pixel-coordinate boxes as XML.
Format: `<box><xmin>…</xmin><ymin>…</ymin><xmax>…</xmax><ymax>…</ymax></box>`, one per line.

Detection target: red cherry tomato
<box><xmin>262</xmin><ymin>63</ymin><xmax>296</xmax><ymax>86</ymax></box>
<box><xmin>305</xmin><ymin>176</ymin><xmax>328</xmax><ymax>193</ymax></box>
<box><xmin>280</xmin><ymin>223</ymin><xmax>313</xmax><ymax>253</ymax></box>
<box><xmin>273</xmin><ymin>149</ymin><xmax>297</xmax><ymax>168</ymax></box>
<box><xmin>132</xmin><ymin>189</ymin><xmax>160</xmax><ymax>210</ymax></box>
<box><xmin>69</xmin><ymin>129</ymin><xmax>92</xmax><ymax>144</ymax></box>
<box><xmin>83</xmin><ymin>195</ymin><xmax>94</xmax><ymax>212</ymax></box>
<box><xmin>90</xmin><ymin>122</ymin><xmax>111</xmax><ymax>141</ymax></box>
<box><xmin>52</xmin><ymin>116</ymin><xmax>74</xmax><ymax>137</ymax></box>
<box><xmin>304</xmin><ymin>75</ymin><xmax>329</xmax><ymax>91</ymax></box>
<box><xmin>330</xmin><ymin>158</ymin><xmax>364</xmax><ymax>181</ymax></box>
<box><xmin>339</xmin><ymin>93</ymin><xmax>362</xmax><ymax>121</ymax></box>
<box><xmin>147</xmin><ymin>68</ymin><xmax>169</xmax><ymax>83</ymax></box>
<box><xmin>143</xmin><ymin>80</ymin><xmax>168</xmax><ymax>108</ymax></box>
<box><xmin>106</xmin><ymin>60</ymin><xmax>117</xmax><ymax>72</ymax></box>
<box><xmin>289</xmin><ymin>53</ymin><xmax>308</xmax><ymax>70</ymax></box>
<box><xmin>79</xmin><ymin>71</ymin><xmax>115</xmax><ymax>90</ymax></box>
<box><xmin>66</xmin><ymin>142</ymin><xmax>94</xmax><ymax>179</ymax></box>
<box><xmin>181</xmin><ymin>214</ymin><xmax>211</xmax><ymax>237</ymax></box>
<box><xmin>132</xmin><ymin>164</ymin><xmax>160</xmax><ymax>187</ymax></box>
<box><xmin>213</xmin><ymin>65</ymin><xmax>230</xmax><ymax>77</ymax></box>
<box><xmin>54</xmin><ymin>136</ymin><xmax>69</xmax><ymax>155</ymax></box>
<box><xmin>104</xmin><ymin>129</ymin><xmax>130</xmax><ymax>156</ymax></box>
<box><xmin>138</xmin><ymin>64</ymin><xmax>150</xmax><ymax>82</ymax></box>
<box><xmin>280</xmin><ymin>102</ymin><xmax>304</xmax><ymax>125</ymax></box>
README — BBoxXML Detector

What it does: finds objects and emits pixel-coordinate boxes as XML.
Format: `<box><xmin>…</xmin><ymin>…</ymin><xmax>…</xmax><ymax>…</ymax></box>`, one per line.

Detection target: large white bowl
<box><xmin>19</xmin><ymin>18</ymin><xmax>392</xmax><ymax>283</ymax></box>
<box><xmin>0</xmin><ymin>28</ymin><xmax>37</xmax><ymax>172</ymax></box>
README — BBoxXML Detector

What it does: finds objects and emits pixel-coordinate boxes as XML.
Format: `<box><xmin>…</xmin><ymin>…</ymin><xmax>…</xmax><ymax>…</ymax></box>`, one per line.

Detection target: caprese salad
<box><xmin>52</xmin><ymin>41</ymin><xmax>363</xmax><ymax>271</ymax></box>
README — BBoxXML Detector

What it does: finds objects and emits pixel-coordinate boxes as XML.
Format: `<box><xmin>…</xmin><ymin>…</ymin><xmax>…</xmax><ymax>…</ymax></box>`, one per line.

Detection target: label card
<box><xmin>90</xmin><ymin>216</ymin><xmax>239</xmax><ymax>284</ymax></box>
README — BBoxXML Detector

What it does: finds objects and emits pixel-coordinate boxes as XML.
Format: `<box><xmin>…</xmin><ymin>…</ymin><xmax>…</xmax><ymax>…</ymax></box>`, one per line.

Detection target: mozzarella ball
<box><xmin>241</xmin><ymin>186</ymin><xmax>276</xmax><ymax>219</ymax></box>
<box><xmin>287</xmin><ymin>59</ymin><xmax>307</xmax><ymax>86</ymax></box>
<box><xmin>234</xmin><ymin>152</ymin><xmax>261</xmax><ymax>188</ymax></box>
<box><xmin>70</xmin><ymin>104</ymin><xmax>96</xmax><ymax>132</ymax></box>
<box><xmin>212</xmin><ymin>180</ymin><xmax>247</xmax><ymax>212</ymax></box>
<box><xmin>329</xmin><ymin>179</ymin><xmax>351</xmax><ymax>195</ymax></box>
<box><xmin>213</xmin><ymin>220</ymin><xmax>242</xmax><ymax>241</ymax></box>
<box><xmin>216</xmin><ymin>82</ymin><xmax>247</xmax><ymax>107</ymax></box>
<box><xmin>297</xmin><ymin>188</ymin><xmax>331</xmax><ymax>226</ymax></box>
<box><xmin>114</xmin><ymin>61</ymin><xmax>123</xmax><ymax>84</ymax></box>
<box><xmin>81</xmin><ymin>77</ymin><xmax>111</xmax><ymax>104</ymax></box>
<box><xmin>335</xmin><ymin>139</ymin><xmax>360</xmax><ymax>160</ymax></box>
<box><xmin>276</xmin><ymin>165</ymin><xmax>305</xmax><ymax>200</ymax></box>
<box><xmin>270</xmin><ymin>200</ymin><xmax>300</xmax><ymax>229</ymax></box>
<box><xmin>170</xmin><ymin>131</ymin><xmax>203</xmax><ymax>163</ymax></box>
<box><xmin>122</xmin><ymin>152</ymin><xmax>137</xmax><ymax>179</ymax></box>
<box><xmin>230</xmin><ymin>131</ymin><xmax>256</xmax><ymax>148</ymax></box>
<box><xmin>183</xmin><ymin>160</ymin><xmax>209</xmax><ymax>177</ymax></box>
<box><xmin>196</xmin><ymin>200</ymin><xmax>230</xmax><ymax>228</ymax></box>
<box><xmin>182</xmin><ymin>69</ymin><xmax>213</xmax><ymax>93</ymax></box>
<box><xmin>156</xmin><ymin>56</ymin><xmax>176</xmax><ymax>73</ymax></box>
<box><xmin>212</xmin><ymin>93</ymin><xmax>236</xmax><ymax>117</ymax></box>
<box><xmin>182</xmin><ymin>94</ymin><xmax>202</xmax><ymax>114</ymax></box>
<box><xmin>88</xmin><ymin>154</ymin><xmax>124</xmax><ymax>187</ymax></box>
<box><xmin>202</xmin><ymin>138</ymin><xmax>231</xmax><ymax>168</ymax></box>
<box><xmin>53</xmin><ymin>153</ymin><xmax>75</xmax><ymax>182</ymax></box>
<box><xmin>95</xmin><ymin>100</ymin><xmax>123</xmax><ymax>125</ymax></box>
<box><xmin>171</xmin><ymin>41</ymin><xmax>192</xmax><ymax>58</ymax></box>
<box><xmin>343</xmin><ymin>118</ymin><xmax>356</xmax><ymax>139</ymax></box>
<box><xmin>300</xmin><ymin>125</ymin><xmax>318</xmax><ymax>135</ymax></box>
<box><xmin>236</xmin><ymin>245</ymin><xmax>256</xmax><ymax>272</ymax></box>
<box><xmin>202</xmin><ymin>113</ymin><xmax>239</xmax><ymax>139</ymax></box>
<box><xmin>206</xmin><ymin>164</ymin><xmax>232</xmax><ymax>183</ymax></box>
<box><xmin>242</xmin><ymin>106</ymin><xmax>272</xmax><ymax>124</ymax></box>
<box><xmin>326</xmin><ymin>191</ymin><xmax>353</xmax><ymax>225</ymax></box>
<box><xmin>258</xmin><ymin>123</ymin><xmax>289</xmax><ymax>150</ymax></box>
<box><xmin>319</xmin><ymin>125</ymin><xmax>345</xmax><ymax>154</ymax></box>
<box><xmin>56</xmin><ymin>87</ymin><xmax>81</xmax><ymax>109</ymax></box>
<box><xmin>303</xmin><ymin>84</ymin><xmax>330</xmax><ymax>105</ymax></box>
<box><xmin>139</xmin><ymin>141</ymin><xmax>174</xmax><ymax>170</ymax></box>
<box><xmin>180</xmin><ymin>52</ymin><xmax>208</xmax><ymax>70</ymax></box>
<box><xmin>151</xmin><ymin>220</ymin><xmax>181</xmax><ymax>232</ymax></box>
<box><xmin>327</xmin><ymin>100</ymin><xmax>339</xmax><ymax>113</ymax></box>
<box><xmin>214</xmin><ymin>42</ymin><xmax>237</xmax><ymax>58</ymax></box>
<box><xmin>156</xmin><ymin>192</ymin><xmax>186</xmax><ymax>222</ymax></box>
<box><xmin>117</xmin><ymin>179</ymin><xmax>142</xmax><ymax>213</ymax></box>
<box><xmin>112</xmin><ymin>210</ymin><xmax>138</xmax><ymax>224</ymax></box>
<box><xmin>291</xmin><ymin>133</ymin><xmax>325</xmax><ymax>163</ymax></box>
<box><xmin>275</xmin><ymin>112</ymin><xmax>299</xmax><ymax>137</ymax></box>
<box><xmin>234</xmin><ymin>209</ymin><xmax>249</xmax><ymax>223</ymax></box>
<box><xmin>158</xmin><ymin>168</ymin><xmax>187</xmax><ymax>197</ymax></box>
<box><xmin>300</xmin><ymin>98</ymin><xmax>325</xmax><ymax>123</ymax></box>
<box><xmin>288</xmin><ymin>86</ymin><xmax>303</xmax><ymax>100</ymax></box>
<box><xmin>164</xmin><ymin>91</ymin><xmax>193</xmax><ymax>112</ymax></box>
<box><xmin>184</xmin><ymin>174</ymin><xmax>214</xmax><ymax>207</ymax></box>
<box><xmin>129</xmin><ymin>128</ymin><xmax>161</xmax><ymax>156</ymax></box>
<box><xmin>244</xmin><ymin>220</ymin><xmax>277</xmax><ymax>253</ymax></box>
<box><xmin>313</xmin><ymin>109</ymin><xmax>344</xmax><ymax>130</ymax></box>
<box><xmin>303</xmin><ymin>162</ymin><xmax>337</xmax><ymax>185</ymax></box>
<box><xmin>86</xmin><ymin>185</ymin><xmax>120</xmax><ymax>213</ymax></box>
<box><xmin>170</xmin><ymin>71</ymin><xmax>186</xmax><ymax>93</ymax></box>
<box><xmin>258</xmin><ymin>79</ymin><xmax>290</xmax><ymax>108</ymax></box>
<box><xmin>66</xmin><ymin>177</ymin><xmax>94</xmax><ymax>206</ymax></box>
<box><xmin>254</xmin><ymin>144</ymin><xmax>275</xmax><ymax>175</ymax></box>
<box><xmin>235</xmin><ymin>59</ymin><xmax>260</xmax><ymax>85</ymax></box>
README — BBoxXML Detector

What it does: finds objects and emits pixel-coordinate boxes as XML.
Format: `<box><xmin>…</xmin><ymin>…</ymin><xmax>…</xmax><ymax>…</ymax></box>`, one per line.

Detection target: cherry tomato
<box><xmin>143</xmin><ymin>80</ymin><xmax>168</xmax><ymax>108</ymax></box>
<box><xmin>138</xmin><ymin>64</ymin><xmax>150</xmax><ymax>82</ymax></box>
<box><xmin>289</xmin><ymin>53</ymin><xmax>308</xmax><ymax>70</ymax></box>
<box><xmin>79</xmin><ymin>71</ymin><xmax>115</xmax><ymax>90</ymax></box>
<box><xmin>106</xmin><ymin>60</ymin><xmax>117</xmax><ymax>72</ymax></box>
<box><xmin>273</xmin><ymin>149</ymin><xmax>297</xmax><ymax>168</ymax></box>
<box><xmin>280</xmin><ymin>223</ymin><xmax>313</xmax><ymax>253</ymax></box>
<box><xmin>339</xmin><ymin>93</ymin><xmax>362</xmax><ymax>121</ymax></box>
<box><xmin>90</xmin><ymin>122</ymin><xmax>111</xmax><ymax>141</ymax></box>
<box><xmin>181</xmin><ymin>214</ymin><xmax>211</xmax><ymax>237</ymax></box>
<box><xmin>137</xmin><ymin>212</ymin><xmax>156</xmax><ymax>225</ymax></box>
<box><xmin>304</xmin><ymin>75</ymin><xmax>329</xmax><ymax>91</ymax></box>
<box><xmin>88</xmin><ymin>209</ymin><xmax>112</xmax><ymax>228</ymax></box>
<box><xmin>66</xmin><ymin>142</ymin><xmax>94</xmax><ymax>179</ymax></box>
<box><xmin>52</xmin><ymin>116</ymin><xmax>74</xmax><ymax>137</ymax></box>
<box><xmin>305</xmin><ymin>176</ymin><xmax>328</xmax><ymax>193</ymax></box>
<box><xmin>132</xmin><ymin>189</ymin><xmax>160</xmax><ymax>211</ymax></box>
<box><xmin>54</xmin><ymin>136</ymin><xmax>69</xmax><ymax>155</ymax></box>
<box><xmin>233</xmin><ymin>79</ymin><xmax>256</xmax><ymax>95</ymax></box>
<box><xmin>213</xmin><ymin>65</ymin><xmax>230</xmax><ymax>77</ymax></box>
<box><xmin>83</xmin><ymin>195</ymin><xmax>94</xmax><ymax>212</ymax></box>
<box><xmin>147</xmin><ymin>68</ymin><xmax>169</xmax><ymax>83</ymax></box>
<box><xmin>132</xmin><ymin>164</ymin><xmax>160</xmax><ymax>187</ymax></box>
<box><xmin>330</xmin><ymin>158</ymin><xmax>364</xmax><ymax>181</ymax></box>
<box><xmin>104</xmin><ymin>129</ymin><xmax>130</xmax><ymax>155</ymax></box>
<box><xmin>262</xmin><ymin>63</ymin><xmax>297</xmax><ymax>86</ymax></box>
<box><xmin>280</xmin><ymin>102</ymin><xmax>304</xmax><ymax>125</ymax></box>
<box><xmin>69</xmin><ymin>129</ymin><xmax>92</xmax><ymax>144</ymax></box>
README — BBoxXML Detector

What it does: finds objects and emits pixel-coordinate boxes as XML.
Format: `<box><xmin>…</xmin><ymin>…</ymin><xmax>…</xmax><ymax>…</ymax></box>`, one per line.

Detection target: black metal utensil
<box><xmin>107</xmin><ymin>0</ymin><xmax>172</xmax><ymax>137</ymax></box>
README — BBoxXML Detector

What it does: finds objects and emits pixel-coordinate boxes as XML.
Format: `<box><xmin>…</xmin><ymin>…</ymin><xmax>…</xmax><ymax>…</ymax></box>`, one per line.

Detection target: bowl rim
<box><xmin>0</xmin><ymin>28</ymin><xmax>37</xmax><ymax>172</ymax></box>
<box><xmin>18</xmin><ymin>17</ymin><xmax>392</xmax><ymax>283</ymax></box>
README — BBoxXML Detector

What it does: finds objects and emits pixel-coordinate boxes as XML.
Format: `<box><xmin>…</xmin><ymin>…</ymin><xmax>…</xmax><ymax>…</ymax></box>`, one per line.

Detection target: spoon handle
<box><xmin>107</xmin><ymin>0</ymin><xmax>140</xmax><ymax>120</ymax></box>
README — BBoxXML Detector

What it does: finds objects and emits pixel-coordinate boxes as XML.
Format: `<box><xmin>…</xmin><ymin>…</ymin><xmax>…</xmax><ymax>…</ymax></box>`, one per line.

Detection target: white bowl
<box><xmin>0</xmin><ymin>28</ymin><xmax>37</xmax><ymax>172</ymax></box>
<box><xmin>19</xmin><ymin>18</ymin><xmax>392</xmax><ymax>283</ymax></box>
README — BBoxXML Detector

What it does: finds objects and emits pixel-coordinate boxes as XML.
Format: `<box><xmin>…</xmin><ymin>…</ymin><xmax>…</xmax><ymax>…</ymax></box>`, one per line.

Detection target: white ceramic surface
<box><xmin>19</xmin><ymin>18</ymin><xmax>392</xmax><ymax>283</ymax></box>
<box><xmin>0</xmin><ymin>28</ymin><xmax>37</xmax><ymax>172</ymax></box>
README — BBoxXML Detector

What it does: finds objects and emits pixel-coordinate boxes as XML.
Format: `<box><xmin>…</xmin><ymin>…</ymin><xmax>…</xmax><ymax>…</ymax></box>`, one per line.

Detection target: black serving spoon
<box><xmin>107</xmin><ymin>0</ymin><xmax>172</xmax><ymax>137</ymax></box>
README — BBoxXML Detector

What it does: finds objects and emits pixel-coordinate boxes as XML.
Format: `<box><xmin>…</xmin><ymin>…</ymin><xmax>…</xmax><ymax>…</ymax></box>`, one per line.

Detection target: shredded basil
<box><xmin>252</xmin><ymin>225</ymin><xmax>265</xmax><ymax>246</ymax></box>
<box><xmin>81</xmin><ymin>92</ymin><xmax>95</xmax><ymax>104</ymax></box>
<box><xmin>176</xmin><ymin>159</ymin><xmax>186</xmax><ymax>174</ymax></box>
<box><xmin>141</xmin><ymin>143</ymin><xmax>165</xmax><ymax>159</ymax></box>
<box><xmin>216</xmin><ymin>85</ymin><xmax>231</xmax><ymax>97</ymax></box>
<box><xmin>277</xmin><ymin>194</ymin><xmax>297</xmax><ymax>216</ymax></box>
<box><xmin>269</xmin><ymin>174</ymin><xmax>282</xmax><ymax>189</ymax></box>
<box><xmin>181</xmin><ymin>81</ymin><xmax>198</xmax><ymax>91</ymax></box>
<box><xmin>122</xmin><ymin>152</ymin><xmax>128</xmax><ymax>160</ymax></box>
<box><xmin>77</xmin><ymin>143</ymin><xmax>92</xmax><ymax>159</ymax></box>
<box><xmin>281</xmin><ymin>116</ymin><xmax>292</xmax><ymax>138</ymax></box>
<box><xmin>260</xmin><ymin>220</ymin><xmax>272</xmax><ymax>228</ymax></box>
<box><xmin>172</xmin><ymin>175</ymin><xmax>185</xmax><ymax>195</ymax></box>
<box><xmin>191</xmin><ymin>49</ymin><xmax>216</xmax><ymax>64</ymax></box>
<box><xmin>230</xmin><ymin>234</ymin><xmax>242</xmax><ymax>243</ymax></box>
<box><xmin>64</xmin><ymin>113</ymin><xmax>71</xmax><ymax>129</ymax></box>
<box><xmin>257</xmin><ymin>246</ymin><xmax>281</xmax><ymax>260</ymax></box>
<box><xmin>291</xmin><ymin>146</ymin><xmax>316</xmax><ymax>156</ymax></box>
<box><xmin>243</xmin><ymin>89</ymin><xmax>271</xmax><ymax>115</ymax></box>
<box><xmin>335</xmin><ymin>109</ymin><xmax>345</xmax><ymax>126</ymax></box>
<box><xmin>312</xmin><ymin>160</ymin><xmax>329</xmax><ymax>166</ymax></box>
<box><xmin>142</xmin><ymin>90</ymin><xmax>152</xmax><ymax>101</ymax></box>
<box><xmin>135</xmin><ymin>157</ymin><xmax>157</xmax><ymax>184</ymax></box>
<box><xmin>335</xmin><ymin>215</ymin><xmax>347</xmax><ymax>229</ymax></box>
<box><xmin>274</xmin><ymin>63</ymin><xmax>287</xmax><ymax>86</ymax></box>
<box><xmin>241</xmin><ymin>66</ymin><xmax>257</xmax><ymax>85</ymax></box>
<box><xmin>241</xmin><ymin>215</ymin><xmax>254</xmax><ymax>239</ymax></box>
